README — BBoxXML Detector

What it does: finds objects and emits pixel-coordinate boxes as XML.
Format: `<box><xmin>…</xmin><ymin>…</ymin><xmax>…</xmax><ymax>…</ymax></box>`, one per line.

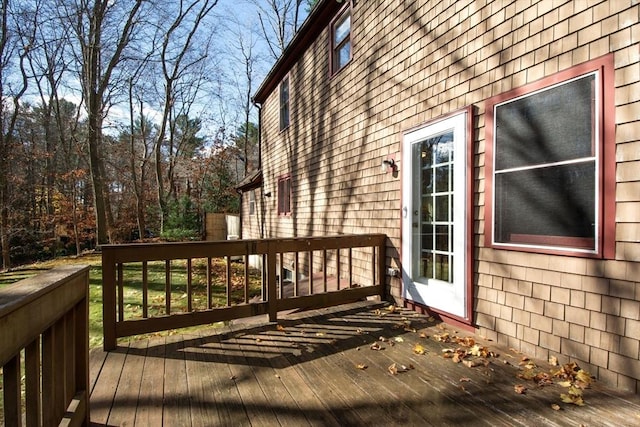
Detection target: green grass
<box><xmin>0</xmin><ymin>253</ymin><xmax>263</xmax><ymax>349</ymax></box>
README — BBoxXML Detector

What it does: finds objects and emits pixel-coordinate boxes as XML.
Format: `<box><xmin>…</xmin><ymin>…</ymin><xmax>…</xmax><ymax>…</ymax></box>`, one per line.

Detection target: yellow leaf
<box><xmin>387</xmin><ymin>305</ymin><xmax>397</xmax><ymax>312</ymax></box>
<box><xmin>356</xmin><ymin>364</ymin><xmax>368</xmax><ymax>370</ymax></box>
<box><xmin>549</xmin><ymin>355</ymin><xmax>559</xmax><ymax>366</ymax></box>
<box><xmin>394</xmin><ymin>337</ymin><xmax>404</xmax><ymax>343</ymax></box>
<box><xmin>413</xmin><ymin>343</ymin><xmax>425</xmax><ymax>355</ymax></box>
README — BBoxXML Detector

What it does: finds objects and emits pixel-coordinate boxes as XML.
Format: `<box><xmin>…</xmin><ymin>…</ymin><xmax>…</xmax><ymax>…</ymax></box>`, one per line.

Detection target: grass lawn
<box><xmin>0</xmin><ymin>252</ymin><xmax>262</xmax><ymax>349</ymax></box>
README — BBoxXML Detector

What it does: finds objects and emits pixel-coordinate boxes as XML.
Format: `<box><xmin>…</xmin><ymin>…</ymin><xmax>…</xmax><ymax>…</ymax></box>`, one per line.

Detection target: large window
<box><xmin>279</xmin><ymin>76</ymin><xmax>290</xmax><ymax>130</ymax></box>
<box><xmin>331</xmin><ymin>6</ymin><xmax>351</xmax><ymax>74</ymax></box>
<box><xmin>277</xmin><ymin>176</ymin><xmax>291</xmax><ymax>216</ymax></box>
<box><xmin>485</xmin><ymin>55</ymin><xmax>615</xmax><ymax>257</ymax></box>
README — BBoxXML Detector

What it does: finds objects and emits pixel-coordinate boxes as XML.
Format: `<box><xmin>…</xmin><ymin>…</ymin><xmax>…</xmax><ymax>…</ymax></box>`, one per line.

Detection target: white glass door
<box><xmin>402</xmin><ymin>112</ymin><xmax>468</xmax><ymax>318</ymax></box>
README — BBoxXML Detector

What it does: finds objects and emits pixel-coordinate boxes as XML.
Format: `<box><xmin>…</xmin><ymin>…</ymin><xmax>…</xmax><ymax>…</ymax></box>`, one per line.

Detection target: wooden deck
<box><xmin>89</xmin><ymin>301</ymin><xmax>640</xmax><ymax>426</ymax></box>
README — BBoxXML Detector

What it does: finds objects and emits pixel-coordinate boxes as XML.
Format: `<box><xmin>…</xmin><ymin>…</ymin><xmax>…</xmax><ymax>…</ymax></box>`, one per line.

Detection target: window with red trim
<box><xmin>330</xmin><ymin>5</ymin><xmax>351</xmax><ymax>74</ymax></box>
<box><xmin>484</xmin><ymin>55</ymin><xmax>615</xmax><ymax>258</ymax></box>
<box><xmin>279</xmin><ymin>76</ymin><xmax>290</xmax><ymax>130</ymax></box>
<box><xmin>277</xmin><ymin>176</ymin><xmax>291</xmax><ymax>216</ymax></box>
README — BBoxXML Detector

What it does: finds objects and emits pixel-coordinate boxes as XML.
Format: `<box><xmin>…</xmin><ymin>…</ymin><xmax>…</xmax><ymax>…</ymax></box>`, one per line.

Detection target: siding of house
<box><xmin>240</xmin><ymin>188</ymin><xmax>263</xmax><ymax>240</ymax></box>
<box><xmin>254</xmin><ymin>0</ymin><xmax>640</xmax><ymax>392</ymax></box>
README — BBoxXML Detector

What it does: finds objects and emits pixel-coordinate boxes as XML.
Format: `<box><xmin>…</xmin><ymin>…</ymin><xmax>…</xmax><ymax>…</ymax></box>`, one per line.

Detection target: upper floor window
<box><xmin>484</xmin><ymin>55</ymin><xmax>615</xmax><ymax>258</ymax></box>
<box><xmin>331</xmin><ymin>6</ymin><xmax>351</xmax><ymax>74</ymax></box>
<box><xmin>248</xmin><ymin>190</ymin><xmax>256</xmax><ymax>215</ymax></box>
<box><xmin>277</xmin><ymin>176</ymin><xmax>291</xmax><ymax>216</ymax></box>
<box><xmin>279</xmin><ymin>76</ymin><xmax>290</xmax><ymax>130</ymax></box>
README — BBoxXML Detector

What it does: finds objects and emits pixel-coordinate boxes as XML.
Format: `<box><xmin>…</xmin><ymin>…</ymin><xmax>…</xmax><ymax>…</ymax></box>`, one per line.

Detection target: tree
<box><xmin>60</xmin><ymin>0</ymin><xmax>146</xmax><ymax>245</ymax></box>
<box><xmin>249</xmin><ymin>0</ymin><xmax>306</xmax><ymax>61</ymax></box>
<box><xmin>0</xmin><ymin>0</ymin><xmax>30</xmax><ymax>269</ymax></box>
<box><xmin>151</xmin><ymin>0</ymin><xmax>218</xmax><ymax>233</ymax></box>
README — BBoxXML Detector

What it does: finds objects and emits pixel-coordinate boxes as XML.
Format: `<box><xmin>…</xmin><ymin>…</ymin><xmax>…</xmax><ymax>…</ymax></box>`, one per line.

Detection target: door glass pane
<box><xmin>435</xmin><ymin>164</ymin><xmax>449</xmax><ymax>192</ymax></box>
<box><xmin>435</xmin><ymin>254</ymin><xmax>448</xmax><ymax>281</ymax></box>
<box><xmin>413</xmin><ymin>130</ymin><xmax>455</xmax><ymax>283</ymax></box>
<box><xmin>435</xmin><ymin>195</ymin><xmax>449</xmax><ymax>222</ymax></box>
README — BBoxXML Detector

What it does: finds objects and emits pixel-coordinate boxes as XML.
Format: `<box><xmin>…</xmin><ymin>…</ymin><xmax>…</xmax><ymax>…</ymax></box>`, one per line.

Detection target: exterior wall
<box><xmin>255</xmin><ymin>0</ymin><xmax>640</xmax><ymax>392</ymax></box>
<box><xmin>240</xmin><ymin>187</ymin><xmax>264</xmax><ymax>240</ymax></box>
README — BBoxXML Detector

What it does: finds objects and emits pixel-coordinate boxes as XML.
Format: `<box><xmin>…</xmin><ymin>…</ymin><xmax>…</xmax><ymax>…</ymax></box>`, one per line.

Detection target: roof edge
<box><xmin>252</xmin><ymin>0</ymin><xmax>344</xmax><ymax>104</ymax></box>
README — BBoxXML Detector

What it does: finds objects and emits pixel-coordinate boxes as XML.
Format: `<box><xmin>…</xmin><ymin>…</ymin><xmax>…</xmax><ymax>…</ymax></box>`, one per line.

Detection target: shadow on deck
<box><xmin>89</xmin><ymin>301</ymin><xmax>640</xmax><ymax>426</ymax></box>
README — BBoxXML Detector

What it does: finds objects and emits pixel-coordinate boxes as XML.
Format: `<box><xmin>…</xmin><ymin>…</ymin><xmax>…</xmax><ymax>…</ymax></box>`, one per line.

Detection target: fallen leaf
<box><xmin>315</xmin><ymin>332</ymin><xmax>325</xmax><ymax>337</ymax></box>
<box><xmin>356</xmin><ymin>328</ymin><xmax>364</xmax><ymax>335</ymax></box>
<box><xmin>463</xmin><ymin>359</ymin><xmax>484</xmax><ymax>368</ymax></box>
<box><xmin>394</xmin><ymin>337</ymin><xmax>404</xmax><ymax>343</ymax></box>
<box><xmin>551</xmin><ymin>403</ymin><xmax>561</xmax><ymax>411</ymax></box>
<box><xmin>459</xmin><ymin>377</ymin><xmax>471</xmax><ymax>383</ymax></box>
<box><xmin>388</xmin><ymin>363</ymin><xmax>398</xmax><ymax>375</ymax></box>
<box><xmin>356</xmin><ymin>364</ymin><xmax>368</xmax><ymax>370</ymax></box>
<box><xmin>549</xmin><ymin>355</ymin><xmax>559</xmax><ymax>366</ymax></box>
<box><xmin>277</xmin><ymin>325</ymin><xmax>286</xmax><ymax>332</ymax></box>
<box><xmin>370</xmin><ymin>342</ymin><xmax>383</xmax><ymax>351</ymax></box>
<box><xmin>514</xmin><ymin>384</ymin><xmax>527</xmax><ymax>394</ymax></box>
<box><xmin>387</xmin><ymin>305</ymin><xmax>397</xmax><ymax>312</ymax></box>
<box><xmin>419</xmin><ymin>332</ymin><xmax>428</xmax><ymax>339</ymax></box>
<box><xmin>413</xmin><ymin>343</ymin><xmax>425</xmax><ymax>355</ymax></box>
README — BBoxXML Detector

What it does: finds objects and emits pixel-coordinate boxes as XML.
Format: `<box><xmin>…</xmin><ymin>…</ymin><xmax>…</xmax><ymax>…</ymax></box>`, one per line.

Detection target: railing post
<box><xmin>102</xmin><ymin>248</ymin><xmax>117</xmax><ymax>351</ymax></box>
<box><xmin>267</xmin><ymin>241</ymin><xmax>278</xmax><ymax>322</ymax></box>
<box><xmin>377</xmin><ymin>235</ymin><xmax>386</xmax><ymax>299</ymax></box>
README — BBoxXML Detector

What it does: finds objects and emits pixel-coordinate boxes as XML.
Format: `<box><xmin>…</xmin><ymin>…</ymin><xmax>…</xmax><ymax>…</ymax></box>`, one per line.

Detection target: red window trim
<box><xmin>277</xmin><ymin>175</ymin><xmax>292</xmax><ymax>216</ymax></box>
<box><xmin>484</xmin><ymin>53</ymin><xmax>615</xmax><ymax>259</ymax></box>
<box><xmin>279</xmin><ymin>76</ymin><xmax>290</xmax><ymax>131</ymax></box>
<box><xmin>329</xmin><ymin>2</ymin><xmax>352</xmax><ymax>76</ymax></box>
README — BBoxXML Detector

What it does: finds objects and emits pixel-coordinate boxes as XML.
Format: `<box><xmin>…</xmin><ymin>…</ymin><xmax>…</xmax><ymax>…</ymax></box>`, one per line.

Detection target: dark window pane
<box><xmin>435</xmin><ymin>254</ymin><xmax>448</xmax><ymax>281</ymax></box>
<box><xmin>435</xmin><ymin>164</ymin><xmax>450</xmax><ymax>192</ymax></box>
<box><xmin>422</xmin><ymin>225</ymin><xmax>433</xmax><ymax>250</ymax></box>
<box><xmin>421</xmin><ymin>254</ymin><xmax>434</xmax><ymax>279</ymax></box>
<box><xmin>435</xmin><ymin>195</ymin><xmax>448</xmax><ymax>222</ymax></box>
<box><xmin>495</xmin><ymin>74</ymin><xmax>595</xmax><ymax>170</ymax></box>
<box><xmin>421</xmin><ymin>197</ymin><xmax>432</xmax><ymax>222</ymax></box>
<box><xmin>435</xmin><ymin>225</ymin><xmax>449</xmax><ymax>251</ymax></box>
<box><xmin>495</xmin><ymin>161</ymin><xmax>595</xmax><ymax>247</ymax></box>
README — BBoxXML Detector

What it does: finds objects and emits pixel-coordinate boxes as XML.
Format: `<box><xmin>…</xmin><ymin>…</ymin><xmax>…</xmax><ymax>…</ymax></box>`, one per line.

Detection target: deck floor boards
<box><xmin>90</xmin><ymin>301</ymin><xmax>640</xmax><ymax>426</ymax></box>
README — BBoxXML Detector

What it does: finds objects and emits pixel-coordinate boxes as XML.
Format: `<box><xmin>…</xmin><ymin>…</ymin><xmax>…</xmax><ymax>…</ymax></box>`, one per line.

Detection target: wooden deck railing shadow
<box><xmin>0</xmin><ymin>265</ymin><xmax>91</xmax><ymax>427</ymax></box>
<box><xmin>102</xmin><ymin>234</ymin><xmax>387</xmax><ymax>351</ymax></box>
<box><xmin>115</xmin><ymin>302</ymin><xmax>424</xmax><ymax>367</ymax></box>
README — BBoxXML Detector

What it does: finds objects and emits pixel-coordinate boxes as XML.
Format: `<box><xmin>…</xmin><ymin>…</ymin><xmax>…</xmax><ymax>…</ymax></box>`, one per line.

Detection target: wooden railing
<box><xmin>0</xmin><ymin>265</ymin><xmax>90</xmax><ymax>427</ymax></box>
<box><xmin>102</xmin><ymin>234</ymin><xmax>387</xmax><ymax>350</ymax></box>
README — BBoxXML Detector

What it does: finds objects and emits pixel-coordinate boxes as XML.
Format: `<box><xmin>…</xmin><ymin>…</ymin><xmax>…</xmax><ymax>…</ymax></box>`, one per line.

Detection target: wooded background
<box><xmin>0</xmin><ymin>0</ymin><xmax>316</xmax><ymax>269</ymax></box>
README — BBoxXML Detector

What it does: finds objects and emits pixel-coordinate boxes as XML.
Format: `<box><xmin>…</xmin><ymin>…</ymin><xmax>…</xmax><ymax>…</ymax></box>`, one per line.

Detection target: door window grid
<box><xmin>416</xmin><ymin>133</ymin><xmax>454</xmax><ymax>283</ymax></box>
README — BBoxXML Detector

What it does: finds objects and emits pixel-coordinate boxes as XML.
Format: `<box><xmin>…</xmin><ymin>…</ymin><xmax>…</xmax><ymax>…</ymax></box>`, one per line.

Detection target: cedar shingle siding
<box><xmin>249</xmin><ymin>0</ymin><xmax>640</xmax><ymax>392</ymax></box>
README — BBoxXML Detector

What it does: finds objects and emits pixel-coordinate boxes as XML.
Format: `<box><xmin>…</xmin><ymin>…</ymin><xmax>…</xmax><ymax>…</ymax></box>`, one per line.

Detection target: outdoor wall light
<box><xmin>381</xmin><ymin>158</ymin><xmax>396</xmax><ymax>173</ymax></box>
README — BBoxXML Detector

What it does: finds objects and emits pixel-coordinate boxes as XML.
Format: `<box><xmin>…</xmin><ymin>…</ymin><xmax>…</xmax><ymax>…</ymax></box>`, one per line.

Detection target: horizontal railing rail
<box><xmin>102</xmin><ymin>234</ymin><xmax>386</xmax><ymax>350</ymax></box>
<box><xmin>0</xmin><ymin>265</ymin><xmax>90</xmax><ymax>427</ymax></box>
